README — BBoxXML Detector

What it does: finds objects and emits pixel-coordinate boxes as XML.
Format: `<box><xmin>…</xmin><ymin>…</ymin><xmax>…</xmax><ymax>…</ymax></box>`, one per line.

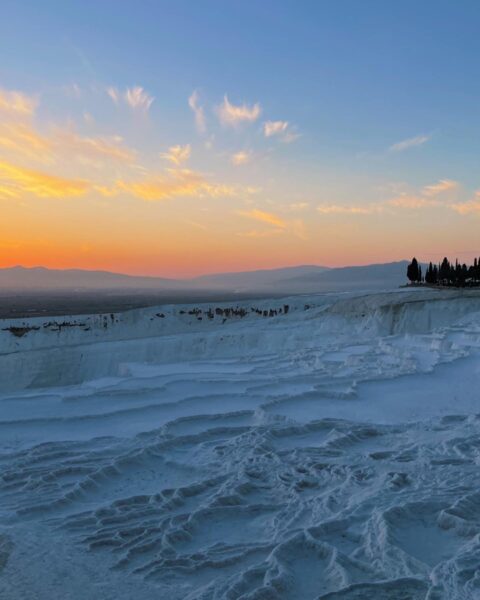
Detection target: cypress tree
<box><xmin>429</xmin><ymin>262</ymin><xmax>434</xmax><ymax>283</ymax></box>
<box><xmin>407</xmin><ymin>258</ymin><xmax>419</xmax><ymax>283</ymax></box>
<box><xmin>440</xmin><ymin>257</ymin><xmax>450</xmax><ymax>283</ymax></box>
<box><xmin>406</xmin><ymin>256</ymin><xmax>480</xmax><ymax>287</ymax></box>
<box><xmin>425</xmin><ymin>262</ymin><xmax>434</xmax><ymax>284</ymax></box>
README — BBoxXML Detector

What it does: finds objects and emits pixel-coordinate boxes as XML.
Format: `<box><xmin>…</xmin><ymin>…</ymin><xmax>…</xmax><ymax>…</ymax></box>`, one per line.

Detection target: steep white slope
<box><xmin>1</xmin><ymin>287</ymin><xmax>480</xmax><ymax>599</ymax></box>
<box><xmin>1</xmin><ymin>287</ymin><xmax>478</xmax><ymax>391</ymax></box>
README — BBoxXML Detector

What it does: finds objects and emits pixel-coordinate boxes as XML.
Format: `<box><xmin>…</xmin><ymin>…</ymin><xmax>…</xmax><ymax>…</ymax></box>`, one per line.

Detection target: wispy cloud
<box><xmin>0</xmin><ymin>86</ymin><xmax>137</xmax><ymax>171</ymax></box>
<box><xmin>0</xmin><ymin>120</ymin><xmax>136</xmax><ymax>165</ymax></box>
<box><xmin>70</xmin><ymin>44</ymin><xmax>97</xmax><ymax>78</ymax></box>
<box><xmin>317</xmin><ymin>179</ymin><xmax>460</xmax><ymax>216</ymax></box>
<box><xmin>188</xmin><ymin>90</ymin><xmax>206</xmax><ymax>134</ymax></box>
<box><xmin>387</xmin><ymin>179</ymin><xmax>459</xmax><ymax>208</ymax></box>
<box><xmin>0</xmin><ymin>160</ymin><xmax>89</xmax><ymax>199</ymax></box>
<box><xmin>317</xmin><ymin>204</ymin><xmax>379</xmax><ymax>215</ymax></box>
<box><xmin>0</xmin><ymin>88</ymin><xmax>37</xmax><ymax>117</ymax></box>
<box><xmin>291</xmin><ymin>218</ymin><xmax>308</xmax><ymax>240</ymax></box>
<box><xmin>0</xmin><ymin>85</ymin><xmax>263</xmax><ymax>209</ymax></box>
<box><xmin>289</xmin><ymin>202</ymin><xmax>309</xmax><ymax>211</ymax></box>
<box><xmin>161</xmin><ymin>144</ymin><xmax>191</xmax><ymax>166</ymax></box>
<box><xmin>124</xmin><ymin>87</ymin><xmax>154</xmax><ymax>112</ymax></box>
<box><xmin>0</xmin><ymin>152</ymin><xmax>233</xmax><ymax>204</ymax></box>
<box><xmin>217</xmin><ymin>95</ymin><xmax>261</xmax><ymax>127</ymax></box>
<box><xmin>389</xmin><ymin>134</ymin><xmax>430</xmax><ymax>152</ymax></box>
<box><xmin>264</xmin><ymin>120</ymin><xmax>288</xmax><ymax>137</ymax></box>
<box><xmin>281</xmin><ymin>130</ymin><xmax>301</xmax><ymax>144</ymax></box>
<box><xmin>83</xmin><ymin>111</ymin><xmax>95</xmax><ymax>126</ymax></box>
<box><xmin>450</xmin><ymin>191</ymin><xmax>480</xmax><ymax>214</ymax></box>
<box><xmin>106</xmin><ymin>86</ymin><xmax>154</xmax><ymax>112</ymax></box>
<box><xmin>106</xmin><ymin>87</ymin><xmax>120</xmax><ymax>105</ymax></box>
<box><xmin>115</xmin><ymin>170</ymin><xmax>207</xmax><ymax>201</ymax></box>
<box><xmin>92</xmin><ymin>185</ymin><xmax>119</xmax><ymax>198</ymax></box>
<box><xmin>387</xmin><ymin>195</ymin><xmax>434</xmax><ymax>209</ymax></box>
<box><xmin>204</xmin><ymin>135</ymin><xmax>214</xmax><ymax>150</ymax></box>
<box><xmin>422</xmin><ymin>179</ymin><xmax>458</xmax><ymax>197</ymax></box>
<box><xmin>238</xmin><ymin>210</ymin><xmax>307</xmax><ymax>240</ymax></box>
<box><xmin>263</xmin><ymin>120</ymin><xmax>300</xmax><ymax>143</ymax></box>
<box><xmin>238</xmin><ymin>208</ymin><xmax>286</xmax><ymax>228</ymax></box>
<box><xmin>238</xmin><ymin>228</ymin><xmax>284</xmax><ymax>238</ymax></box>
<box><xmin>0</xmin><ymin>123</ymin><xmax>53</xmax><ymax>161</ymax></box>
<box><xmin>231</xmin><ymin>150</ymin><xmax>252</xmax><ymax>166</ymax></box>
<box><xmin>185</xmin><ymin>219</ymin><xmax>208</xmax><ymax>231</ymax></box>
<box><xmin>114</xmin><ymin>169</ymin><xmax>236</xmax><ymax>202</ymax></box>
<box><xmin>63</xmin><ymin>83</ymin><xmax>82</xmax><ymax>99</ymax></box>
<box><xmin>56</xmin><ymin>130</ymin><xmax>136</xmax><ymax>164</ymax></box>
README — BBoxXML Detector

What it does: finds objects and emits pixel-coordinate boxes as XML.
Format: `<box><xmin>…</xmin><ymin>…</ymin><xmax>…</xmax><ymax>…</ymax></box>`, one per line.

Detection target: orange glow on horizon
<box><xmin>0</xmin><ymin>83</ymin><xmax>479</xmax><ymax>280</ymax></box>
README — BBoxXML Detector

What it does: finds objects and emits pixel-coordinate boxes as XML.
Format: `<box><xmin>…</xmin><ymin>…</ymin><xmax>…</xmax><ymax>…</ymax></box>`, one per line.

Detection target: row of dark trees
<box><xmin>407</xmin><ymin>257</ymin><xmax>480</xmax><ymax>287</ymax></box>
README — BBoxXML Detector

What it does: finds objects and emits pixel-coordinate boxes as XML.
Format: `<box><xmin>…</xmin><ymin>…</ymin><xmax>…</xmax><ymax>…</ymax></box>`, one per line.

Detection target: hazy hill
<box><xmin>0</xmin><ymin>262</ymin><xmax>412</xmax><ymax>294</ymax></box>
<box><xmin>190</xmin><ymin>265</ymin><xmax>330</xmax><ymax>291</ymax></box>
<box><xmin>0</xmin><ymin>266</ymin><xmax>185</xmax><ymax>290</ymax></box>
<box><xmin>278</xmin><ymin>261</ymin><xmax>412</xmax><ymax>292</ymax></box>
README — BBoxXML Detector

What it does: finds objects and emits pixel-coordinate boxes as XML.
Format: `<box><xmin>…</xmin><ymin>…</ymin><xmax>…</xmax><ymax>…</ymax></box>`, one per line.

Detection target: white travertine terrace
<box><xmin>1</xmin><ymin>287</ymin><xmax>480</xmax><ymax>598</ymax></box>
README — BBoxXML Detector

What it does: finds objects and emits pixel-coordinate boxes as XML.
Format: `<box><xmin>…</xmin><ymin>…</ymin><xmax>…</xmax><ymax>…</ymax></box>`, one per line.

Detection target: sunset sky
<box><xmin>1</xmin><ymin>1</ymin><xmax>480</xmax><ymax>276</ymax></box>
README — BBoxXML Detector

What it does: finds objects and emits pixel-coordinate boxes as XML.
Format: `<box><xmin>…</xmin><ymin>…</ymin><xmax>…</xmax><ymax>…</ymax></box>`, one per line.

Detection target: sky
<box><xmin>1</xmin><ymin>0</ymin><xmax>480</xmax><ymax>277</ymax></box>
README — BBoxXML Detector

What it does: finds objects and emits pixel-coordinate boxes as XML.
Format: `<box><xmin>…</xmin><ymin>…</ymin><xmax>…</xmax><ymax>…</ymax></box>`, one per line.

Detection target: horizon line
<box><xmin>0</xmin><ymin>259</ymin><xmax>415</xmax><ymax>281</ymax></box>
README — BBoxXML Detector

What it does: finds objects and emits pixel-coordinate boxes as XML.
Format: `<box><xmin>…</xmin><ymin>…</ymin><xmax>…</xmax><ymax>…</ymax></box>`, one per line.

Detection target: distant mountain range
<box><xmin>190</xmin><ymin>265</ymin><xmax>330</xmax><ymax>290</ymax></box>
<box><xmin>279</xmin><ymin>261</ymin><xmax>413</xmax><ymax>292</ymax></box>
<box><xmin>0</xmin><ymin>262</ymin><xmax>411</xmax><ymax>294</ymax></box>
<box><xmin>0</xmin><ymin>266</ymin><xmax>181</xmax><ymax>290</ymax></box>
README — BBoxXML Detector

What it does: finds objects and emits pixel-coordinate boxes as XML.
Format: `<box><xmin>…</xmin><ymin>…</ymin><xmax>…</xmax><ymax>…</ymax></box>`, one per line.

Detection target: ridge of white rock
<box><xmin>1</xmin><ymin>287</ymin><xmax>480</xmax><ymax>599</ymax></box>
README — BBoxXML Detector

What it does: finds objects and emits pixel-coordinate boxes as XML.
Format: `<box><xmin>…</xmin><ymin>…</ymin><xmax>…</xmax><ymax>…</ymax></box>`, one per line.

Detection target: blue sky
<box><xmin>1</xmin><ymin>1</ymin><xmax>480</xmax><ymax>274</ymax></box>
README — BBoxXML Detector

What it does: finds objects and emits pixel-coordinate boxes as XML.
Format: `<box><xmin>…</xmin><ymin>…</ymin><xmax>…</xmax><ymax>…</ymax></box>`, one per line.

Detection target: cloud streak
<box><xmin>0</xmin><ymin>160</ymin><xmax>89</xmax><ymax>199</ymax></box>
<box><xmin>238</xmin><ymin>209</ymin><xmax>307</xmax><ymax>240</ymax></box>
<box><xmin>422</xmin><ymin>179</ymin><xmax>458</xmax><ymax>197</ymax></box>
<box><xmin>0</xmin><ymin>120</ymin><xmax>136</xmax><ymax>165</ymax></box>
<box><xmin>264</xmin><ymin>120</ymin><xmax>288</xmax><ymax>137</ymax></box>
<box><xmin>0</xmin><ymin>89</ymin><xmax>37</xmax><ymax>117</ymax></box>
<box><xmin>188</xmin><ymin>90</ymin><xmax>206</xmax><ymax>134</ymax></box>
<box><xmin>387</xmin><ymin>195</ymin><xmax>434</xmax><ymax>209</ymax></box>
<box><xmin>106</xmin><ymin>87</ymin><xmax>120</xmax><ymax>105</ymax></box>
<box><xmin>111</xmin><ymin>169</ymin><xmax>236</xmax><ymax>202</ymax></box>
<box><xmin>124</xmin><ymin>87</ymin><xmax>154</xmax><ymax>112</ymax></box>
<box><xmin>387</xmin><ymin>179</ymin><xmax>459</xmax><ymax>208</ymax></box>
<box><xmin>317</xmin><ymin>179</ymin><xmax>461</xmax><ymax>216</ymax></box>
<box><xmin>238</xmin><ymin>229</ymin><xmax>284</xmax><ymax>238</ymax></box>
<box><xmin>106</xmin><ymin>86</ymin><xmax>154</xmax><ymax>112</ymax></box>
<box><xmin>389</xmin><ymin>134</ymin><xmax>430</xmax><ymax>152</ymax></box>
<box><xmin>217</xmin><ymin>95</ymin><xmax>261</xmax><ymax>127</ymax></box>
<box><xmin>317</xmin><ymin>204</ymin><xmax>379</xmax><ymax>215</ymax></box>
<box><xmin>450</xmin><ymin>191</ymin><xmax>480</xmax><ymax>214</ymax></box>
<box><xmin>56</xmin><ymin>131</ymin><xmax>136</xmax><ymax>163</ymax></box>
<box><xmin>231</xmin><ymin>150</ymin><xmax>251</xmax><ymax>166</ymax></box>
<box><xmin>161</xmin><ymin>144</ymin><xmax>191</xmax><ymax>166</ymax></box>
<box><xmin>263</xmin><ymin>120</ymin><xmax>299</xmax><ymax>143</ymax></box>
<box><xmin>0</xmin><ymin>123</ymin><xmax>52</xmax><ymax>161</ymax></box>
<box><xmin>238</xmin><ymin>208</ymin><xmax>286</xmax><ymax>228</ymax></box>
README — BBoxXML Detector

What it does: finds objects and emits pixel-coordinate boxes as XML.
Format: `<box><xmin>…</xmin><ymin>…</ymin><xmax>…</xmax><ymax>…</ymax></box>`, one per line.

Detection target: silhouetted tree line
<box><xmin>407</xmin><ymin>256</ymin><xmax>480</xmax><ymax>287</ymax></box>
